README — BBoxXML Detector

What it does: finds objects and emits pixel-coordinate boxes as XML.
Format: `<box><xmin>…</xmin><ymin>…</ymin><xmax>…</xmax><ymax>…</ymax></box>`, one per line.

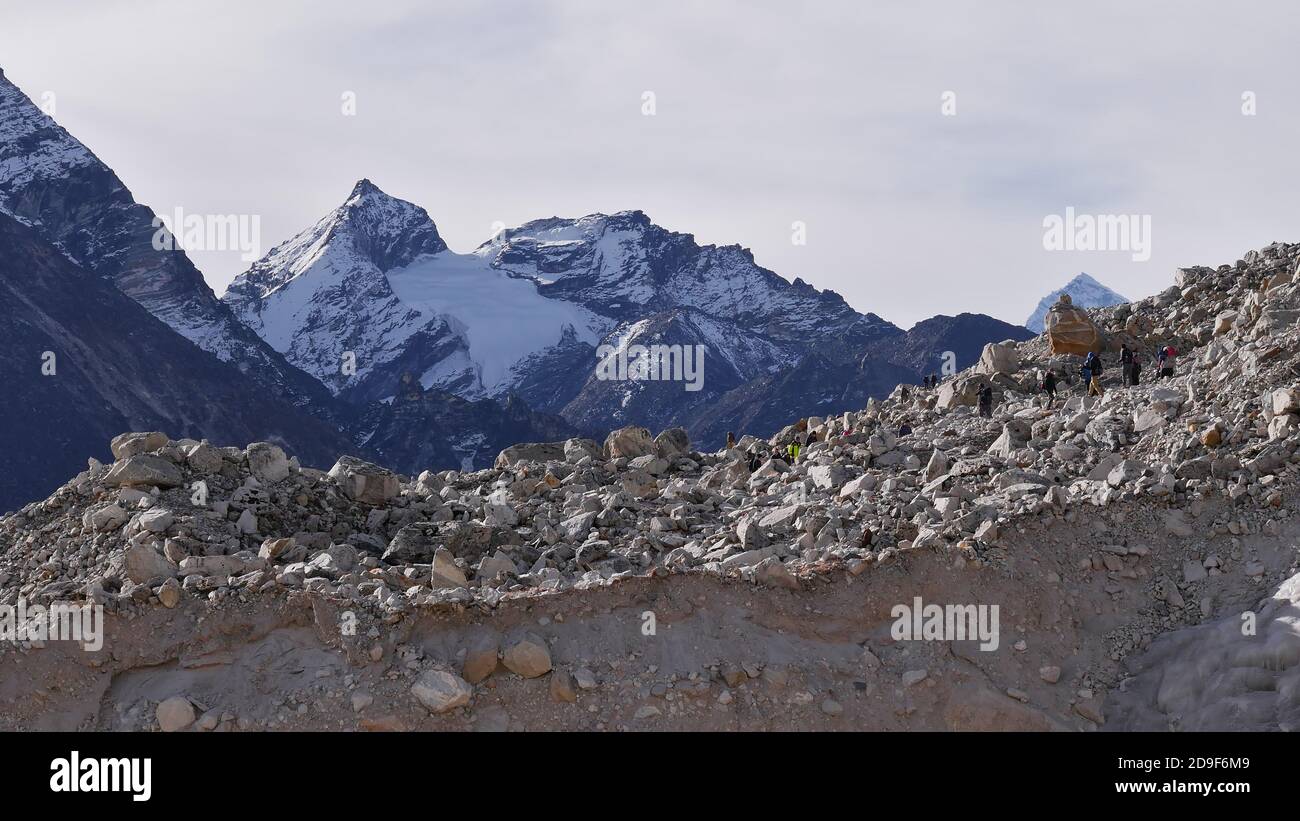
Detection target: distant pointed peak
<box><xmin>1068</xmin><ymin>272</ymin><xmax>1101</xmax><ymax>286</ymax></box>
<box><xmin>349</xmin><ymin>178</ymin><xmax>380</xmax><ymax>198</ymax></box>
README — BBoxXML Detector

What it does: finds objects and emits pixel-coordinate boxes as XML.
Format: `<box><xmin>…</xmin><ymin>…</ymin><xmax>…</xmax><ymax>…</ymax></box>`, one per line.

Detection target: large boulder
<box><xmin>110</xmin><ymin>431</ymin><xmax>169</xmax><ymax>460</ymax></box>
<box><xmin>246</xmin><ymin>442</ymin><xmax>291</xmax><ymax>484</ymax></box>
<box><xmin>502</xmin><ymin>633</ymin><xmax>553</xmax><ymax>678</ymax></box>
<box><xmin>975</xmin><ymin>341</ymin><xmax>1021</xmax><ymax>375</ymax></box>
<box><xmin>122</xmin><ymin>544</ymin><xmax>177</xmax><ymax>584</ymax></box>
<box><xmin>156</xmin><ymin>696</ymin><xmax>196</xmax><ymax>732</ymax></box>
<box><xmin>604</xmin><ymin>425</ymin><xmax>655</xmax><ymax>459</ymax></box>
<box><xmin>328</xmin><ymin>456</ymin><xmax>400</xmax><ymax>505</ymax></box>
<box><xmin>495</xmin><ymin>442</ymin><xmax>565</xmax><ymax>468</ymax></box>
<box><xmin>104</xmin><ymin>454</ymin><xmax>184</xmax><ymax>488</ymax></box>
<box><xmin>1043</xmin><ymin>294</ymin><xmax>1102</xmax><ymax>355</ymax></box>
<box><xmin>936</xmin><ymin>376</ymin><xmax>985</xmax><ymax>409</ymax></box>
<box><xmin>411</xmin><ymin>670</ymin><xmax>473</xmax><ymax>713</ymax></box>
<box><xmin>563</xmin><ymin>438</ymin><xmax>601</xmax><ymax>463</ymax></box>
<box><xmin>441</xmin><ymin>520</ymin><xmax>520</xmax><ymax>564</ymax></box>
<box><xmin>382</xmin><ymin>522</ymin><xmax>441</xmax><ymax>563</ymax></box>
<box><xmin>654</xmin><ymin>428</ymin><xmax>691</xmax><ymax>458</ymax></box>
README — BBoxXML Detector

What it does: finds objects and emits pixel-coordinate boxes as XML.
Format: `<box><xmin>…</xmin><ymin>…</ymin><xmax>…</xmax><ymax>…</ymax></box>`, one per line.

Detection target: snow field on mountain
<box><xmin>387</xmin><ymin>252</ymin><xmax>603</xmax><ymax>394</ymax></box>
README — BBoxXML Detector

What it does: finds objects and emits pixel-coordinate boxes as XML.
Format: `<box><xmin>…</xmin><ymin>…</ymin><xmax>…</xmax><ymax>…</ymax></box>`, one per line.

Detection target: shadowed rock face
<box><xmin>0</xmin><ymin>69</ymin><xmax>338</xmax><ymax>414</ymax></box>
<box><xmin>0</xmin><ymin>212</ymin><xmax>354</xmax><ymax>513</ymax></box>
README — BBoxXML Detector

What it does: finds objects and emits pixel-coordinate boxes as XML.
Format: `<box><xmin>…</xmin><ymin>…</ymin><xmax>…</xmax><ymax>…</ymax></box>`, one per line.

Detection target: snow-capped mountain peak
<box><xmin>1025</xmin><ymin>272</ymin><xmax>1129</xmax><ymax>332</ymax></box>
<box><xmin>224</xmin><ymin>181</ymin><xmax>605</xmax><ymax>400</ymax></box>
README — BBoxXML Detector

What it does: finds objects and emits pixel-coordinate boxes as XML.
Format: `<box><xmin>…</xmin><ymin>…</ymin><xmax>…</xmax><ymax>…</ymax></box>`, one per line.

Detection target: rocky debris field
<box><xmin>5</xmin><ymin>240</ymin><xmax>1300</xmax><ymax>731</ymax></box>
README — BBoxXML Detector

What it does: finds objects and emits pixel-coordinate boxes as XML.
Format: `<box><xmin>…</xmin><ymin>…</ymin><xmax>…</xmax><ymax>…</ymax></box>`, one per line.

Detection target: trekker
<box><xmin>1131</xmin><ymin>357</ymin><xmax>1142</xmax><ymax>386</ymax></box>
<box><xmin>1085</xmin><ymin>351</ymin><xmax>1105</xmax><ymax>396</ymax></box>
<box><xmin>747</xmin><ymin>448</ymin><xmax>761</xmax><ymax>473</ymax></box>
<box><xmin>1042</xmin><ymin>370</ymin><xmax>1058</xmax><ymax>404</ymax></box>
<box><xmin>898</xmin><ymin>419</ymin><xmax>912</xmax><ymax>437</ymax></box>
<box><xmin>1120</xmin><ymin>344</ymin><xmax>1134</xmax><ymax>386</ymax></box>
<box><xmin>726</xmin><ymin>431</ymin><xmax>736</xmax><ymax>450</ymax></box>
<box><xmin>1079</xmin><ymin>362</ymin><xmax>1092</xmax><ymax>394</ymax></box>
<box><xmin>978</xmin><ymin>385</ymin><xmax>994</xmax><ymax>418</ymax></box>
<box><xmin>1159</xmin><ymin>344</ymin><xmax>1177</xmax><ymax>379</ymax></box>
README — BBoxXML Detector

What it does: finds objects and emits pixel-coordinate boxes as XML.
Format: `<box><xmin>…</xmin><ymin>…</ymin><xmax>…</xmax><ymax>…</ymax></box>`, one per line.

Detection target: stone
<box><xmin>462</xmin><ymin>633</ymin><xmax>500</xmax><ymax>683</ymax></box>
<box><xmin>123</xmin><ymin>545</ymin><xmax>176</xmax><ymax>584</ymax></box>
<box><xmin>82</xmin><ymin>504</ymin><xmax>128</xmax><ymax>532</ymax></box>
<box><xmin>138</xmin><ymin>507</ymin><xmax>174</xmax><ymax>534</ymax></box>
<box><xmin>563</xmin><ymin>438</ymin><xmax>602</xmax><ymax>463</ymax></box>
<box><xmin>259</xmin><ymin>537</ymin><xmax>295</xmax><ymax>561</ymax></box>
<box><xmin>549</xmin><ymin>670</ymin><xmax>577</xmax><ymax>703</ymax></box>
<box><xmin>1106</xmin><ymin>460</ymin><xmax>1145</xmax><ymax>487</ymax></box>
<box><xmin>502</xmin><ymin>633</ymin><xmax>552</xmax><ymax>678</ymax></box>
<box><xmin>104</xmin><ymin>454</ymin><xmax>184</xmax><ymax>488</ymax></box>
<box><xmin>110</xmin><ymin>431</ymin><xmax>169</xmax><ymax>460</ymax></box>
<box><xmin>1043</xmin><ymin>294</ymin><xmax>1102</xmax><ymax>355</ymax></box>
<box><xmin>754</xmin><ymin>556</ymin><xmax>801</xmax><ymax>589</ymax></box>
<box><xmin>157</xmin><ymin>577</ymin><xmax>182</xmax><ymax>608</ymax></box>
<box><xmin>351</xmin><ymin>692</ymin><xmax>374</xmax><ymax>713</ymax></box>
<box><xmin>382</xmin><ymin>522</ymin><xmax>440</xmax><ymax>563</ymax></box>
<box><xmin>495</xmin><ymin>442</ymin><xmax>565</xmax><ymax>468</ymax></box>
<box><xmin>736</xmin><ymin>518</ymin><xmax>769</xmax><ymax>549</ymax></box>
<box><xmin>246</xmin><ymin>442</ymin><xmax>291</xmax><ymax>484</ymax></box>
<box><xmin>975</xmin><ymin>340</ymin><xmax>1020</xmax><ymax>375</ymax></box>
<box><xmin>235</xmin><ymin>508</ymin><xmax>258</xmax><ymax>535</ymax></box>
<box><xmin>185</xmin><ymin>442</ymin><xmax>224</xmax><ymax>474</ymax></box>
<box><xmin>430</xmin><ymin>548</ymin><xmax>468</xmax><ymax>588</ymax></box>
<box><xmin>156</xmin><ymin>696</ymin><xmax>195</xmax><ymax>732</ymax></box>
<box><xmin>654</xmin><ymin>427</ymin><xmax>691</xmax><ymax>458</ymax></box>
<box><xmin>411</xmin><ymin>669</ymin><xmax>473</xmax><ymax>713</ymax></box>
<box><xmin>604</xmin><ymin>425</ymin><xmax>656</xmax><ymax>459</ymax></box>
<box><xmin>328</xmin><ymin>456</ymin><xmax>400</xmax><ymax>505</ymax></box>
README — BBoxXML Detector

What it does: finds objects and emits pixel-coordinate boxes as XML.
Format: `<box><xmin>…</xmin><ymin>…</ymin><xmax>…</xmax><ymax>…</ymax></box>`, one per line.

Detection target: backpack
<box><xmin>1090</xmin><ymin>355</ymin><xmax>1103</xmax><ymax>375</ymax></box>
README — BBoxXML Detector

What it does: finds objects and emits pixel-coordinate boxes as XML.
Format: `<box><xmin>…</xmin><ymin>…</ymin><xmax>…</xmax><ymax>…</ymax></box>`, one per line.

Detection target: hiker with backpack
<box><xmin>1120</xmin><ymin>344</ymin><xmax>1134</xmax><ymax>386</ymax></box>
<box><xmin>1131</xmin><ymin>356</ymin><xmax>1142</xmax><ymax>386</ymax></box>
<box><xmin>1042</xmin><ymin>369</ymin><xmax>1058</xmax><ymax>406</ymax></box>
<box><xmin>1084</xmin><ymin>351</ymin><xmax>1105</xmax><ymax>396</ymax></box>
<box><xmin>978</xmin><ymin>385</ymin><xmax>994</xmax><ymax>418</ymax></box>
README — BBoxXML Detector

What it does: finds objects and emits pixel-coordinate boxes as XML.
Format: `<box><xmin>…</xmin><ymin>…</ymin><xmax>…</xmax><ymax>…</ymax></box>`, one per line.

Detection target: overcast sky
<box><xmin>3</xmin><ymin>0</ymin><xmax>1298</xmax><ymax>327</ymax></box>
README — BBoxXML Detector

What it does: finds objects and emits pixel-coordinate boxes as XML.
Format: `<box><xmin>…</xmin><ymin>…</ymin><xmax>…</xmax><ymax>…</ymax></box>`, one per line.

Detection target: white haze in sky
<box><xmin>2</xmin><ymin>0</ymin><xmax>1298</xmax><ymax>327</ymax></box>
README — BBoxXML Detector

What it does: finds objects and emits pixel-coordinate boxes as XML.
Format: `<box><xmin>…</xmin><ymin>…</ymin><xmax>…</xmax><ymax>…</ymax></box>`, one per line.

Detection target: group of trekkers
<box><xmin>936</xmin><ymin>340</ymin><xmax>1181</xmax><ymax>419</ymax></box>
<box><xmin>722</xmin><ymin>341</ymin><xmax>1180</xmax><ymax>454</ymax></box>
<box><xmin>726</xmin><ymin>428</ymin><xmax>822</xmax><ymax>467</ymax></box>
<box><xmin>1074</xmin><ymin>342</ymin><xmax>1178</xmax><ymax>396</ymax></box>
